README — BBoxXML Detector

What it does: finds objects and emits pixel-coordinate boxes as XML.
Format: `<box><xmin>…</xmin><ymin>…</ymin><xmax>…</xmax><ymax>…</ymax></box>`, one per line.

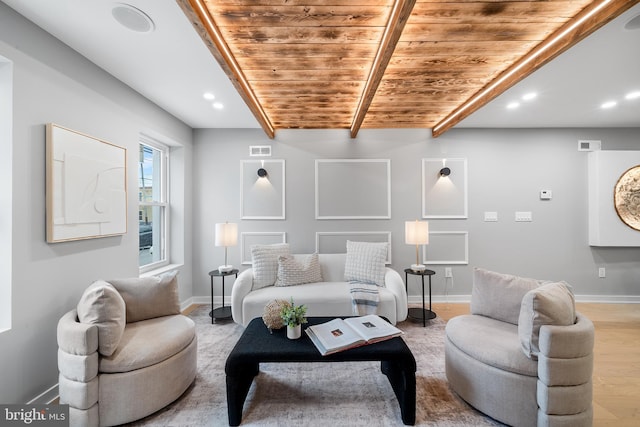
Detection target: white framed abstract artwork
<box><xmin>46</xmin><ymin>123</ymin><xmax>127</xmax><ymax>243</ymax></box>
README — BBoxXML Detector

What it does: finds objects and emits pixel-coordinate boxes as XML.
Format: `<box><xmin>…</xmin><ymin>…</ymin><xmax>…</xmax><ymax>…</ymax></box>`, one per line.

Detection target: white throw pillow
<box><xmin>77</xmin><ymin>281</ymin><xmax>126</xmax><ymax>357</ymax></box>
<box><xmin>519</xmin><ymin>281</ymin><xmax>576</xmax><ymax>359</ymax></box>
<box><xmin>251</xmin><ymin>243</ymin><xmax>290</xmax><ymax>289</ymax></box>
<box><xmin>344</xmin><ymin>240</ymin><xmax>388</xmax><ymax>287</ymax></box>
<box><xmin>275</xmin><ymin>254</ymin><xmax>323</xmax><ymax>287</ymax></box>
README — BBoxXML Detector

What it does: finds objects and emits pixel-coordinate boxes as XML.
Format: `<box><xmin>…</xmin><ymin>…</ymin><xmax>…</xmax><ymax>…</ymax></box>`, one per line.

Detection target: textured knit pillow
<box><xmin>471</xmin><ymin>268</ymin><xmax>542</xmax><ymax>325</ymax></box>
<box><xmin>108</xmin><ymin>271</ymin><xmax>180</xmax><ymax>323</ymax></box>
<box><xmin>519</xmin><ymin>281</ymin><xmax>576</xmax><ymax>359</ymax></box>
<box><xmin>344</xmin><ymin>240</ymin><xmax>388</xmax><ymax>287</ymax></box>
<box><xmin>251</xmin><ymin>243</ymin><xmax>290</xmax><ymax>289</ymax></box>
<box><xmin>275</xmin><ymin>254</ymin><xmax>323</xmax><ymax>286</ymax></box>
<box><xmin>77</xmin><ymin>280</ymin><xmax>126</xmax><ymax>357</ymax></box>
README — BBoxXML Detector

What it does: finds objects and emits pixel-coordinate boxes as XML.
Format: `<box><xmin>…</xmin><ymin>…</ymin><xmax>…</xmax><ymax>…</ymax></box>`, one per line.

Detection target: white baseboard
<box><xmin>408</xmin><ymin>294</ymin><xmax>640</xmax><ymax>304</ymax></box>
<box><xmin>28</xmin><ymin>383</ymin><xmax>58</xmax><ymax>404</ymax></box>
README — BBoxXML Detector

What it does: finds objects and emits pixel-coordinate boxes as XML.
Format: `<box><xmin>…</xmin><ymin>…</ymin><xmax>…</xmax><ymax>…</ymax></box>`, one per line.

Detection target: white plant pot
<box><xmin>287</xmin><ymin>324</ymin><xmax>302</xmax><ymax>339</ymax></box>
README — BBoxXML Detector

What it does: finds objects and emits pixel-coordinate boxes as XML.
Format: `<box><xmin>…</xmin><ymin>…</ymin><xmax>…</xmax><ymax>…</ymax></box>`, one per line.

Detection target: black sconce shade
<box><xmin>257</xmin><ymin>168</ymin><xmax>268</xmax><ymax>178</ymax></box>
<box><xmin>439</xmin><ymin>167</ymin><xmax>451</xmax><ymax>177</ymax></box>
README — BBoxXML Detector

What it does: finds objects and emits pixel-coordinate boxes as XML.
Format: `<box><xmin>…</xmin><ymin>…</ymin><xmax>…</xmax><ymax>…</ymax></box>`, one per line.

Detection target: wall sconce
<box><xmin>257</xmin><ymin>168</ymin><xmax>268</xmax><ymax>178</ymax></box>
<box><xmin>439</xmin><ymin>167</ymin><xmax>451</xmax><ymax>177</ymax></box>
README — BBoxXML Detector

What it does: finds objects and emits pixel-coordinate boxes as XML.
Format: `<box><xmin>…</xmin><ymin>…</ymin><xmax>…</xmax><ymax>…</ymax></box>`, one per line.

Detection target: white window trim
<box><xmin>139</xmin><ymin>136</ymin><xmax>170</xmax><ymax>274</ymax></box>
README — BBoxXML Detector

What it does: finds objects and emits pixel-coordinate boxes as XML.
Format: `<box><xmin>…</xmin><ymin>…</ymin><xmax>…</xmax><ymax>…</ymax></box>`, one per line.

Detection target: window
<box><xmin>1</xmin><ymin>56</ymin><xmax>12</xmax><ymax>332</ymax></box>
<box><xmin>138</xmin><ymin>138</ymin><xmax>169</xmax><ymax>272</ymax></box>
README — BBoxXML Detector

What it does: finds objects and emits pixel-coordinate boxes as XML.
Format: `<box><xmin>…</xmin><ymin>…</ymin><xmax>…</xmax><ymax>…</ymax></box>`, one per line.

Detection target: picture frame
<box><xmin>46</xmin><ymin>123</ymin><xmax>127</xmax><ymax>243</ymax></box>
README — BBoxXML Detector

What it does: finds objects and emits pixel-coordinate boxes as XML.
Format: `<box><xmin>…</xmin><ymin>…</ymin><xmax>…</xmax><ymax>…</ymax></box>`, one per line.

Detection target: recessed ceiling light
<box><xmin>212</xmin><ymin>102</ymin><xmax>224</xmax><ymax>110</ymax></box>
<box><xmin>507</xmin><ymin>102</ymin><xmax>520</xmax><ymax>109</ymax></box>
<box><xmin>601</xmin><ymin>101</ymin><xmax>617</xmax><ymax>109</ymax></box>
<box><xmin>112</xmin><ymin>3</ymin><xmax>155</xmax><ymax>33</ymax></box>
<box><xmin>625</xmin><ymin>91</ymin><xmax>640</xmax><ymax>100</ymax></box>
<box><xmin>522</xmin><ymin>92</ymin><xmax>537</xmax><ymax>101</ymax></box>
<box><xmin>203</xmin><ymin>92</ymin><xmax>215</xmax><ymax>101</ymax></box>
<box><xmin>624</xmin><ymin>14</ymin><xmax>640</xmax><ymax>31</ymax></box>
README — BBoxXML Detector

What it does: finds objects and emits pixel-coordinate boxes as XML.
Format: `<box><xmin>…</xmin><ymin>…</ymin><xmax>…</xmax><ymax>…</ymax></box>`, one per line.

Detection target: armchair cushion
<box><xmin>109</xmin><ymin>272</ymin><xmax>180</xmax><ymax>323</ymax></box>
<box><xmin>275</xmin><ymin>253</ymin><xmax>322</xmax><ymax>286</ymax></box>
<box><xmin>344</xmin><ymin>240</ymin><xmax>388</xmax><ymax>287</ymax></box>
<box><xmin>519</xmin><ymin>281</ymin><xmax>576</xmax><ymax>359</ymax></box>
<box><xmin>251</xmin><ymin>243</ymin><xmax>290</xmax><ymax>289</ymax></box>
<box><xmin>77</xmin><ymin>281</ymin><xmax>126</xmax><ymax>357</ymax></box>
<box><xmin>470</xmin><ymin>268</ymin><xmax>542</xmax><ymax>325</ymax></box>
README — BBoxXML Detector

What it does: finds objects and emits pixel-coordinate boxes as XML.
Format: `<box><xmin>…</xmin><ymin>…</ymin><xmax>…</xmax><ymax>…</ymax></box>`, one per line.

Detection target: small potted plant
<box><xmin>280</xmin><ymin>298</ymin><xmax>307</xmax><ymax>339</ymax></box>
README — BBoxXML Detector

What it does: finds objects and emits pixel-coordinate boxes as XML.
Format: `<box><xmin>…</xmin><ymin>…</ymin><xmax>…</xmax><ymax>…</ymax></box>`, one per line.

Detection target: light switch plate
<box><xmin>484</xmin><ymin>211</ymin><xmax>498</xmax><ymax>222</ymax></box>
<box><xmin>515</xmin><ymin>211</ymin><xmax>532</xmax><ymax>222</ymax></box>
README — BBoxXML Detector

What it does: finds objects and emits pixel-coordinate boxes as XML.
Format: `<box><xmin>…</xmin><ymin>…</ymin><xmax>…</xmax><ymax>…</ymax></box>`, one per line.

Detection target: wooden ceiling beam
<box><xmin>350</xmin><ymin>0</ymin><xmax>416</xmax><ymax>138</ymax></box>
<box><xmin>432</xmin><ymin>0</ymin><xmax>638</xmax><ymax>138</ymax></box>
<box><xmin>176</xmin><ymin>0</ymin><xmax>275</xmax><ymax>138</ymax></box>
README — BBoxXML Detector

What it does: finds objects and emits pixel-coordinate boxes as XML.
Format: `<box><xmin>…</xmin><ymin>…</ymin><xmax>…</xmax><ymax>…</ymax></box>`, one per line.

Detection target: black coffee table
<box><xmin>225</xmin><ymin>317</ymin><xmax>416</xmax><ymax>426</ymax></box>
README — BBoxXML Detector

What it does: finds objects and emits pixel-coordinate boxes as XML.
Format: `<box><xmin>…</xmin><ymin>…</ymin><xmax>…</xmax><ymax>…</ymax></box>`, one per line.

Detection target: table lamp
<box><xmin>215</xmin><ymin>222</ymin><xmax>237</xmax><ymax>273</ymax></box>
<box><xmin>405</xmin><ymin>220</ymin><xmax>429</xmax><ymax>272</ymax></box>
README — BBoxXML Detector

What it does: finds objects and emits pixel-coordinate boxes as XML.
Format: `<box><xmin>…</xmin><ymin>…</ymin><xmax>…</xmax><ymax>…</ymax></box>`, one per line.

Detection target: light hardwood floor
<box><xmin>430</xmin><ymin>302</ymin><xmax>640</xmax><ymax>427</ymax></box>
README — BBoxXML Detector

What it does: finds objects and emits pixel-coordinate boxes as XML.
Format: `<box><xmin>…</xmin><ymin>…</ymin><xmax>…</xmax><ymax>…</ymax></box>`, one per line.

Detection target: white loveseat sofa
<box><xmin>445</xmin><ymin>268</ymin><xmax>594</xmax><ymax>427</ymax></box>
<box><xmin>231</xmin><ymin>249</ymin><xmax>408</xmax><ymax>326</ymax></box>
<box><xmin>57</xmin><ymin>273</ymin><xmax>197</xmax><ymax>427</ymax></box>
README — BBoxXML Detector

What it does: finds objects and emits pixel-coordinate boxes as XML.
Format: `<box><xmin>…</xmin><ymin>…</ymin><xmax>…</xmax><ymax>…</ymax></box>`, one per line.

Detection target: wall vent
<box><xmin>578</xmin><ymin>140</ymin><xmax>601</xmax><ymax>151</ymax></box>
<box><xmin>249</xmin><ymin>145</ymin><xmax>271</xmax><ymax>157</ymax></box>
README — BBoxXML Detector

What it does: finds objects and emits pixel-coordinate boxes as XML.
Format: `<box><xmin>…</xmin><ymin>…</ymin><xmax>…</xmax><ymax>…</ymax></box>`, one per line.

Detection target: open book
<box><xmin>306</xmin><ymin>315</ymin><xmax>404</xmax><ymax>356</ymax></box>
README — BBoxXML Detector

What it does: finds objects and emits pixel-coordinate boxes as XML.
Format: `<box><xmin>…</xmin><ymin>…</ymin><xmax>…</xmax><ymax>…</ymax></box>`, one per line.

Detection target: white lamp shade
<box><xmin>215</xmin><ymin>222</ymin><xmax>238</xmax><ymax>247</ymax></box>
<box><xmin>405</xmin><ymin>220</ymin><xmax>429</xmax><ymax>245</ymax></box>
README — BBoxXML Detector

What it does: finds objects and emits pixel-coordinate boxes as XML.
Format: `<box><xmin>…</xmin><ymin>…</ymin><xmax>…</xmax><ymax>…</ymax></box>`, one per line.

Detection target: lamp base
<box><xmin>218</xmin><ymin>265</ymin><xmax>234</xmax><ymax>273</ymax></box>
<box><xmin>411</xmin><ymin>264</ymin><xmax>426</xmax><ymax>272</ymax></box>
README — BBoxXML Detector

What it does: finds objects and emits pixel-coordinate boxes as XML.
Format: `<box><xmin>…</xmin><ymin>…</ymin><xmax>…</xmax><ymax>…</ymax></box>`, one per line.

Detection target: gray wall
<box><xmin>0</xmin><ymin>3</ymin><xmax>194</xmax><ymax>404</ymax></box>
<box><xmin>193</xmin><ymin>127</ymin><xmax>640</xmax><ymax>302</ymax></box>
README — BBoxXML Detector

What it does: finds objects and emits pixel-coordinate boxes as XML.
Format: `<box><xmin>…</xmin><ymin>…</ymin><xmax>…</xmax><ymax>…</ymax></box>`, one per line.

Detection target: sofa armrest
<box><xmin>538</xmin><ymin>312</ymin><xmax>594</xmax><ymax>359</ymax></box>
<box><xmin>385</xmin><ymin>268</ymin><xmax>408</xmax><ymax>323</ymax></box>
<box><xmin>57</xmin><ymin>310</ymin><xmax>99</xmax><ymax>356</ymax></box>
<box><xmin>231</xmin><ymin>268</ymin><xmax>254</xmax><ymax>325</ymax></box>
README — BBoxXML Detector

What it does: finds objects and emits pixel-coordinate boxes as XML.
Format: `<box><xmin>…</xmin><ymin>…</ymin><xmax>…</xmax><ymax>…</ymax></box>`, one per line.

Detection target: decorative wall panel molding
<box><xmin>240</xmin><ymin>231</ymin><xmax>287</xmax><ymax>264</ymax></box>
<box><xmin>316</xmin><ymin>231</ymin><xmax>392</xmax><ymax>264</ymax></box>
<box><xmin>240</xmin><ymin>159</ymin><xmax>285</xmax><ymax>220</ymax></box>
<box><xmin>422</xmin><ymin>158</ymin><xmax>468</xmax><ymax>219</ymax></box>
<box><xmin>315</xmin><ymin>159</ymin><xmax>391</xmax><ymax>219</ymax></box>
<box><xmin>424</xmin><ymin>231</ymin><xmax>469</xmax><ymax>265</ymax></box>
<box><xmin>46</xmin><ymin>123</ymin><xmax>127</xmax><ymax>243</ymax></box>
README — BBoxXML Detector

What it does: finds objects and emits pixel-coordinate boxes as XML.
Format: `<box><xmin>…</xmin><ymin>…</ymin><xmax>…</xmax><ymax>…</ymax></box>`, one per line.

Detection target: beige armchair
<box><xmin>57</xmin><ymin>273</ymin><xmax>197</xmax><ymax>427</ymax></box>
<box><xmin>445</xmin><ymin>268</ymin><xmax>594</xmax><ymax>427</ymax></box>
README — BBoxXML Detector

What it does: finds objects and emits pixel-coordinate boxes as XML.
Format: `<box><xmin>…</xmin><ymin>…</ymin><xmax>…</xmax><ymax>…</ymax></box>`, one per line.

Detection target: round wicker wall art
<box><xmin>614</xmin><ymin>165</ymin><xmax>640</xmax><ymax>231</ymax></box>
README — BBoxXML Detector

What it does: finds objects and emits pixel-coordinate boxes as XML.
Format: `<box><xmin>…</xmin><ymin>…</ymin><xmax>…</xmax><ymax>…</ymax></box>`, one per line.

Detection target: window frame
<box><xmin>138</xmin><ymin>136</ymin><xmax>170</xmax><ymax>274</ymax></box>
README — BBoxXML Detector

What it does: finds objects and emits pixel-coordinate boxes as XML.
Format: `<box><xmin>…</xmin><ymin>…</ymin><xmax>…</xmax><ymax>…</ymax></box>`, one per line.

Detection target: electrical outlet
<box><xmin>445</xmin><ymin>267</ymin><xmax>452</xmax><ymax>278</ymax></box>
<box><xmin>598</xmin><ymin>267</ymin><xmax>606</xmax><ymax>278</ymax></box>
<box><xmin>515</xmin><ymin>211</ymin><xmax>533</xmax><ymax>222</ymax></box>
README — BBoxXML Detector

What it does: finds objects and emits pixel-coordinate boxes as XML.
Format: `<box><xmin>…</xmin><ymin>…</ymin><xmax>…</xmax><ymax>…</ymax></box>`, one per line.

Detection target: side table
<box><xmin>209</xmin><ymin>269</ymin><xmax>238</xmax><ymax>324</ymax></box>
<box><xmin>404</xmin><ymin>268</ymin><xmax>436</xmax><ymax>327</ymax></box>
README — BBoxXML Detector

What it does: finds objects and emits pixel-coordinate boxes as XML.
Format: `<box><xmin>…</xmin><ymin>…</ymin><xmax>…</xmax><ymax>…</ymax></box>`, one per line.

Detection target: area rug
<box><xmin>126</xmin><ymin>306</ymin><xmax>502</xmax><ymax>426</ymax></box>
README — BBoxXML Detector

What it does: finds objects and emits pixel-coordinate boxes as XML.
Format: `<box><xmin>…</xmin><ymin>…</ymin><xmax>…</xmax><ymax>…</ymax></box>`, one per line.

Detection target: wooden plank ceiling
<box><xmin>177</xmin><ymin>0</ymin><xmax>637</xmax><ymax>138</ymax></box>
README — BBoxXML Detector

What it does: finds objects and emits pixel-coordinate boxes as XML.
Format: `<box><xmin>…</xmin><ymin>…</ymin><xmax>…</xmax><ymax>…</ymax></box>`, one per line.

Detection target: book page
<box><xmin>344</xmin><ymin>315</ymin><xmax>403</xmax><ymax>342</ymax></box>
<box><xmin>308</xmin><ymin>318</ymin><xmax>364</xmax><ymax>351</ymax></box>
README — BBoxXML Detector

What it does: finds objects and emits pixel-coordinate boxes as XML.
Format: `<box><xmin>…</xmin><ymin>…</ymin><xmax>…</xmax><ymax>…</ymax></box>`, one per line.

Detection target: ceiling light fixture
<box><xmin>507</xmin><ymin>102</ymin><xmax>520</xmax><ymax>109</ymax></box>
<box><xmin>522</xmin><ymin>92</ymin><xmax>537</xmax><ymax>101</ymax></box>
<box><xmin>601</xmin><ymin>101</ymin><xmax>617</xmax><ymax>109</ymax></box>
<box><xmin>111</xmin><ymin>3</ymin><xmax>155</xmax><ymax>33</ymax></box>
<box><xmin>203</xmin><ymin>92</ymin><xmax>215</xmax><ymax>101</ymax></box>
<box><xmin>212</xmin><ymin>102</ymin><xmax>224</xmax><ymax>109</ymax></box>
<box><xmin>433</xmin><ymin>0</ymin><xmax>617</xmax><ymax>136</ymax></box>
